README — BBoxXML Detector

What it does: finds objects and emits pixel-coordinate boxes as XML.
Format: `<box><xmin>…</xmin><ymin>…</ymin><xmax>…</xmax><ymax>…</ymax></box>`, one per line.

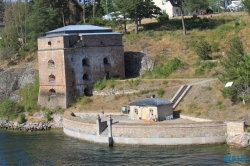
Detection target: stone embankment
<box><xmin>227</xmin><ymin>133</ymin><xmax>250</xmax><ymax>149</ymax></box>
<box><xmin>0</xmin><ymin>114</ymin><xmax>63</xmax><ymax>132</ymax></box>
<box><xmin>0</xmin><ymin>120</ymin><xmax>52</xmax><ymax>131</ymax></box>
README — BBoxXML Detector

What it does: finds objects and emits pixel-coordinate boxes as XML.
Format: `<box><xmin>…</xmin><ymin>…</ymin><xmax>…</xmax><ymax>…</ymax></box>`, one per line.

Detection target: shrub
<box><xmin>157</xmin><ymin>88</ymin><xmax>165</xmax><ymax>97</ymax></box>
<box><xmin>45</xmin><ymin>110</ymin><xmax>53</xmax><ymax>121</ymax></box>
<box><xmin>195</xmin><ymin>40</ymin><xmax>212</xmax><ymax>60</ymax></box>
<box><xmin>19</xmin><ymin>114</ymin><xmax>27</xmax><ymax>124</ymax></box>
<box><xmin>220</xmin><ymin>86</ymin><xmax>237</xmax><ymax>102</ymax></box>
<box><xmin>157</xmin><ymin>13</ymin><xmax>169</xmax><ymax>22</ymax></box>
<box><xmin>94</xmin><ymin>78</ymin><xmax>107</xmax><ymax>90</ymax></box>
<box><xmin>20</xmin><ymin>75</ymin><xmax>39</xmax><ymax>113</ymax></box>
<box><xmin>0</xmin><ymin>97</ymin><xmax>17</xmax><ymax>120</ymax></box>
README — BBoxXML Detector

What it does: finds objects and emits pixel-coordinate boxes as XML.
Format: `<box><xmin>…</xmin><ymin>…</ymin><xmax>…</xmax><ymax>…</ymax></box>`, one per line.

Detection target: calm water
<box><xmin>0</xmin><ymin>130</ymin><xmax>250</xmax><ymax>166</ymax></box>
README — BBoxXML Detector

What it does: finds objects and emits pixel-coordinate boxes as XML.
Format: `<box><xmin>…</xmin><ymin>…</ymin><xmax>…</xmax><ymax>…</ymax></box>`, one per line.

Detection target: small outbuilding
<box><xmin>129</xmin><ymin>97</ymin><xmax>173</xmax><ymax>121</ymax></box>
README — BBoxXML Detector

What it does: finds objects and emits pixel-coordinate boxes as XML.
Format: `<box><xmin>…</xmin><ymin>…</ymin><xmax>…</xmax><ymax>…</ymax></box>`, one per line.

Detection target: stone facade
<box><xmin>38</xmin><ymin>25</ymin><xmax>125</xmax><ymax>109</ymax></box>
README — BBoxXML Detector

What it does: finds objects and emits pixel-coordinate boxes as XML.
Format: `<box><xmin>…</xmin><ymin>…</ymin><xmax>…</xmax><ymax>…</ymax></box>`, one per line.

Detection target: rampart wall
<box><xmin>63</xmin><ymin>112</ymin><xmax>235</xmax><ymax>146</ymax></box>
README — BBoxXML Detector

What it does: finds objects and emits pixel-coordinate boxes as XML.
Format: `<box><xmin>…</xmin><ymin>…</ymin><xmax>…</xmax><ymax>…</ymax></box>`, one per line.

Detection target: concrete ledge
<box><xmin>64</xmin><ymin>126</ymin><xmax>226</xmax><ymax>146</ymax></box>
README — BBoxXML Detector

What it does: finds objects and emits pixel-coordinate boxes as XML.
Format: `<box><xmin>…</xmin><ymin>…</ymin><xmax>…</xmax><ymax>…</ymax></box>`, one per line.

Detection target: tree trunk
<box><xmin>180</xmin><ymin>6</ymin><xmax>186</xmax><ymax>36</ymax></box>
<box><xmin>82</xmin><ymin>1</ymin><xmax>85</xmax><ymax>23</ymax></box>
<box><xmin>135</xmin><ymin>7</ymin><xmax>138</xmax><ymax>34</ymax></box>
<box><xmin>123</xmin><ymin>16</ymin><xmax>126</xmax><ymax>33</ymax></box>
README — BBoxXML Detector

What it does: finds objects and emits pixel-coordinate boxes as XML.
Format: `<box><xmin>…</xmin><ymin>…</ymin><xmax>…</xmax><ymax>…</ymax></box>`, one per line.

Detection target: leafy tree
<box><xmin>136</xmin><ymin>0</ymin><xmax>161</xmax><ymax>26</ymax></box>
<box><xmin>27</xmin><ymin>0</ymin><xmax>61</xmax><ymax>51</ymax></box>
<box><xmin>183</xmin><ymin>0</ymin><xmax>209</xmax><ymax>13</ymax></box>
<box><xmin>113</xmin><ymin>0</ymin><xmax>140</xmax><ymax>33</ymax></box>
<box><xmin>1</xmin><ymin>1</ymin><xmax>29</xmax><ymax>55</ymax></box>
<box><xmin>242</xmin><ymin>0</ymin><xmax>250</xmax><ymax>15</ymax></box>
<box><xmin>100</xmin><ymin>0</ymin><xmax>115</xmax><ymax>15</ymax></box>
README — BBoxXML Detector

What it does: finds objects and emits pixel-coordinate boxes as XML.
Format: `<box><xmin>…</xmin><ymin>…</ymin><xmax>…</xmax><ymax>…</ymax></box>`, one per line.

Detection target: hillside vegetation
<box><xmin>1</xmin><ymin>12</ymin><xmax>250</xmax><ymax>124</ymax></box>
<box><xmin>70</xmin><ymin>12</ymin><xmax>250</xmax><ymax>124</ymax></box>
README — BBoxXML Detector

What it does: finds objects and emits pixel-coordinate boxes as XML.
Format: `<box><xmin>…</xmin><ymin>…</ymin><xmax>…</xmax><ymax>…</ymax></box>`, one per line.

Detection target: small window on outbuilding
<box><xmin>83</xmin><ymin>73</ymin><xmax>89</xmax><ymax>80</ymax></box>
<box><xmin>48</xmin><ymin>60</ymin><xmax>55</xmax><ymax>68</ymax></box>
<box><xmin>49</xmin><ymin>89</ymin><xmax>56</xmax><ymax>97</ymax></box>
<box><xmin>135</xmin><ymin>109</ymin><xmax>138</xmax><ymax>114</ymax></box>
<box><xmin>82</xmin><ymin>58</ymin><xmax>89</xmax><ymax>66</ymax></box>
<box><xmin>48</xmin><ymin>41</ymin><xmax>51</xmax><ymax>45</ymax></box>
<box><xmin>49</xmin><ymin>74</ymin><xmax>55</xmax><ymax>82</ymax></box>
<box><xmin>150</xmin><ymin>109</ymin><xmax>153</xmax><ymax>116</ymax></box>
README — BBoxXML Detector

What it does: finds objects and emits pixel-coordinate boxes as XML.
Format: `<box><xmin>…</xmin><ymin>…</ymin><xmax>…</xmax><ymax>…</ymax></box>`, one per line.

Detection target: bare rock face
<box><xmin>50</xmin><ymin>114</ymin><xmax>63</xmax><ymax>129</ymax></box>
<box><xmin>0</xmin><ymin>62</ymin><xmax>37</xmax><ymax>101</ymax></box>
<box><xmin>124</xmin><ymin>52</ymin><xmax>154</xmax><ymax>78</ymax></box>
<box><xmin>226</xmin><ymin>133</ymin><xmax>250</xmax><ymax>148</ymax></box>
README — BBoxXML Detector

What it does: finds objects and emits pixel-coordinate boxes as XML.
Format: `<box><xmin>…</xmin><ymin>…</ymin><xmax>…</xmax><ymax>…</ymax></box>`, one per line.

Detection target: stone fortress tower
<box><xmin>37</xmin><ymin>25</ymin><xmax>125</xmax><ymax>109</ymax></box>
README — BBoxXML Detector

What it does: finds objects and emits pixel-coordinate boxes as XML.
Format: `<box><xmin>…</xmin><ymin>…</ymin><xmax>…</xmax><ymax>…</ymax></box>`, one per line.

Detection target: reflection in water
<box><xmin>0</xmin><ymin>130</ymin><xmax>249</xmax><ymax>165</ymax></box>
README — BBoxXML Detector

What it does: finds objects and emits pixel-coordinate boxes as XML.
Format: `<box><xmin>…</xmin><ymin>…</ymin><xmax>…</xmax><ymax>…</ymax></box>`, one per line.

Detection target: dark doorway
<box><xmin>84</xmin><ymin>88</ymin><xmax>92</xmax><ymax>96</ymax></box>
<box><xmin>106</xmin><ymin>71</ymin><xmax>109</xmax><ymax>79</ymax></box>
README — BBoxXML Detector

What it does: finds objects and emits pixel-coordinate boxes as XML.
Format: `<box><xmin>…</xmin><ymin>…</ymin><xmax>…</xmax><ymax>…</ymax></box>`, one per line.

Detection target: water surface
<box><xmin>0</xmin><ymin>130</ymin><xmax>249</xmax><ymax>165</ymax></box>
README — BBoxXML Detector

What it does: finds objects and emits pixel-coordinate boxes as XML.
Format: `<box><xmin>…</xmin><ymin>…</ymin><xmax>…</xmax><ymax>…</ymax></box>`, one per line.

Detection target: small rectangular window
<box><xmin>48</xmin><ymin>41</ymin><xmax>51</xmax><ymax>45</ymax></box>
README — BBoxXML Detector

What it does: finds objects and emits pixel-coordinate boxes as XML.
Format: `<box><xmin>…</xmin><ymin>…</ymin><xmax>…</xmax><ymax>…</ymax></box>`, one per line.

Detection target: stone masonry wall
<box><xmin>226</xmin><ymin>121</ymin><xmax>245</xmax><ymax>136</ymax></box>
<box><xmin>63</xmin><ymin>117</ymin><xmax>96</xmax><ymax>135</ymax></box>
<box><xmin>112</xmin><ymin>122</ymin><xmax>227</xmax><ymax>138</ymax></box>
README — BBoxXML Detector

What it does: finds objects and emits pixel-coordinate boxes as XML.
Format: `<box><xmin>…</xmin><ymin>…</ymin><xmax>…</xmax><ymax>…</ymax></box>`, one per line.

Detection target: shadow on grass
<box><xmin>142</xmin><ymin>16</ymin><xmax>236</xmax><ymax>31</ymax></box>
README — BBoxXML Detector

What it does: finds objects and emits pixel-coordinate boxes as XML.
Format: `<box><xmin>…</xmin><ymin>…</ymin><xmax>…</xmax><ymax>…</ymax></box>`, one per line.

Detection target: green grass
<box><xmin>142</xmin><ymin>58</ymin><xmax>186</xmax><ymax>78</ymax></box>
<box><xmin>157</xmin><ymin>88</ymin><xmax>165</xmax><ymax>97</ymax></box>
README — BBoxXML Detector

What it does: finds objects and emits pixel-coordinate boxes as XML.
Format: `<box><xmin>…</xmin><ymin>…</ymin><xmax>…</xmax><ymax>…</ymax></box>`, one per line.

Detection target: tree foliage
<box><xmin>220</xmin><ymin>37</ymin><xmax>250</xmax><ymax>103</ymax></box>
<box><xmin>220</xmin><ymin>37</ymin><xmax>246</xmax><ymax>83</ymax></box>
<box><xmin>184</xmin><ymin>0</ymin><xmax>209</xmax><ymax>13</ymax></box>
<box><xmin>242</xmin><ymin>0</ymin><xmax>250</xmax><ymax>15</ymax></box>
<box><xmin>195</xmin><ymin>40</ymin><xmax>212</xmax><ymax>60</ymax></box>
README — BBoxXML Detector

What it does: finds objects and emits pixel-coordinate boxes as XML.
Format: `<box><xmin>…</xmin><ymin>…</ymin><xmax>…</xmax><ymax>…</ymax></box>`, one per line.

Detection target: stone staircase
<box><xmin>171</xmin><ymin>85</ymin><xmax>192</xmax><ymax>109</ymax></box>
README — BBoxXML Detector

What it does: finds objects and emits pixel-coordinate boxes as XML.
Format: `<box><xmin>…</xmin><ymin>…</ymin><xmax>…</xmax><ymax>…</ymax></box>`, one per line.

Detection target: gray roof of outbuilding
<box><xmin>45</xmin><ymin>25</ymin><xmax>117</xmax><ymax>36</ymax></box>
<box><xmin>129</xmin><ymin>98</ymin><xmax>173</xmax><ymax>106</ymax></box>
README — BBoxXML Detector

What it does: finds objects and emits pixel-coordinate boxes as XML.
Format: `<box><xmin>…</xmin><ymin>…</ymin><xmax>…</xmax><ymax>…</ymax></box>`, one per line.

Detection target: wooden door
<box><xmin>141</xmin><ymin>108</ymin><xmax>147</xmax><ymax>120</ymax></box>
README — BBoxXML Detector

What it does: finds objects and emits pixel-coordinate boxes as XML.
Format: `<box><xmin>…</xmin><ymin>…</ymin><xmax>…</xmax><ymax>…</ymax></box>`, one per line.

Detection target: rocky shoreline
<box><xmin>0</xmin><ymin>120</ymin><xmax>62</xmax><ymax>132</ymax></box>
<box><xmin>0</xmin><ymin>114</ymin><xmax>63</xmax><ymax>132</ymax></box>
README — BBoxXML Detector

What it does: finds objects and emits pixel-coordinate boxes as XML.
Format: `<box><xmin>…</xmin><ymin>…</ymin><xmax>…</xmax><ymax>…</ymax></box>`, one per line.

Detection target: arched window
<box><xmin>48</xmin><ymin>60</ymin><xmax>55</xmax><ymax>68</ymax></box>
<box><xmin>49</xmin><ymin>74</ymin><xmax>55</xmax><ymax>82</ymax></box>
<box><xmin>103</xmin><ymin>57</ymin><xmax>109</xmax><ymax>65</ymax></box>
<box><xmin>49</xmin><ymin>89</ymin><xmax>56</xmax><ymax>97</ymax></box>
<box><xmin>82</xmin><ymin>58</ymin><xmax>89</xmax><ymax>66</ymax></box>
<box><xmin>82</xmin><ymin>73</ymin><xmax>89</xmax><ymax>80</ymax></box>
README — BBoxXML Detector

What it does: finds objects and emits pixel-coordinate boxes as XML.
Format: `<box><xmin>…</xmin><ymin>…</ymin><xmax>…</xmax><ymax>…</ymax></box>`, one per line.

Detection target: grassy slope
<box><xmin>69</xmin><ymin>12</ymin><xmax>250</xmax><ymax>124</ymax></box>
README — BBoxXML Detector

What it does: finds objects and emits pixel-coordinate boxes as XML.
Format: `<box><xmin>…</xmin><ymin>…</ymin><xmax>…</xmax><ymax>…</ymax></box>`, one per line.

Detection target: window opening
<box><xmin>49</xmin><ymin>74</ymin><xmax>55</xmax><ymax>82</ymax></box>
<box><xmin>48</xmin><ymin>60</ymin><xmax>55</xmax><ymax>68</ymax></box>
<box><xmin>83</xmin><ymin>73</ymin><xmax>88</xmax><ymax>80</ymax></box>
<box><xmin>49</xmin><ymin>89</ymin><xmax>56</xmax><ymax>97</ymax></box>
<box><xmin>82</xmin><ymin>58</ymin><xmax>89</xmax><ymax>66</ymax></box>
